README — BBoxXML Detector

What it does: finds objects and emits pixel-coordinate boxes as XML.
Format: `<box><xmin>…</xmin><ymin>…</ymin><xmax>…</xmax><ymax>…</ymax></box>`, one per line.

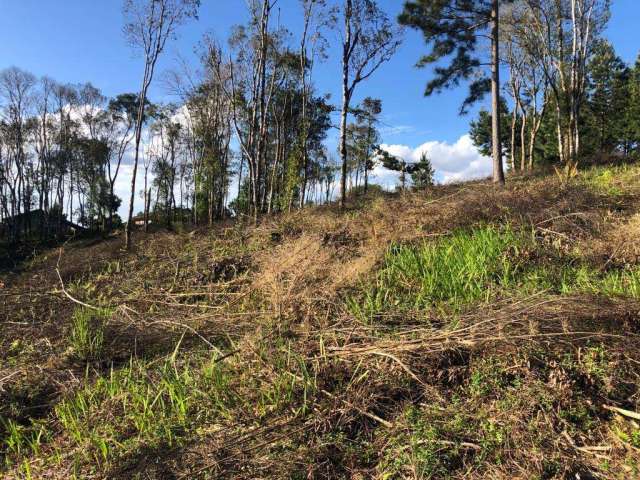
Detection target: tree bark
<box><xmin>491</xmin><ymin>0</ymin><xmax>505</xmax><ymax>185</ymax></box>
<box><xmin>339</xmin><ymin>0</ymin><xmax>352</xmax><ymax>208</ymax></box>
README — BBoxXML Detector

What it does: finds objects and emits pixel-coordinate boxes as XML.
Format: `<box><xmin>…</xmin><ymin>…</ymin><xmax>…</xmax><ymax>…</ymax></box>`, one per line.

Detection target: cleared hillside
<box><xmin>2</xmin><ymin>162</ymin><xmax>640</xmax><ymax>479</ymax></box>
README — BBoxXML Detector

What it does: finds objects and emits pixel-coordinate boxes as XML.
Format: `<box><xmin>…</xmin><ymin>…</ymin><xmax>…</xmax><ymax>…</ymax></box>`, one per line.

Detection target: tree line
<box><xmin>1</xmin><ymin>0</ymin><xmax>635</xmax><ymax>247</ymax></box>
<box><xmin>467</xmin><ymin>0</ymin><xmax>640</xmax><ymax>173</ymax></box>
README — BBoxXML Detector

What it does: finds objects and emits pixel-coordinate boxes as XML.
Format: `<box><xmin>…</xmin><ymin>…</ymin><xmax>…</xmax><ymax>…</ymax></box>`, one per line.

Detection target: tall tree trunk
<box><xmin>491</xmin><ymin>0</ymin><xmax>505</xmax><ymax>185</ymax></box>
<box><xmin>125</xmin><ymin>71</ymin><xmax>150</xmax><ymax>249</ymax></box>
<box><xmin>520</xmin><ymin>111</ymin><xmax>527</xmax><ymax>171</ymax></box>
<box><xmin>510</xmin><ymin>108</ymin><xmax>517</xmax><ymax>171</ymax></box>
<box><xmin>143</xmin><ymin>165</ymin><xmax>149</xmax><ymax>233</ymax></box>
<box><xmin>555</xmin><ymin>101</ymin><xmax>565</xmax><ymax>164</ymax></box>
<box><xmin>339</xmin><ymin>0</ymin><xmax>352</xmax><ymax>208</ymax></box>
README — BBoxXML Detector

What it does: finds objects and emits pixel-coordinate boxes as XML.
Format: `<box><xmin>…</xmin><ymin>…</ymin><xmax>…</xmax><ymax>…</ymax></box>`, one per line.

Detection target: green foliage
<box><xmin>586</xmin><ymin>40</ymin><xmax>630</xmax><ymax>154</ymax></box>
<box><xmin>69</xmin><ymin>308</ymin><xmax>109</xmax><ymax>362</ymax></box>
<box><xmin>410</xmin><ymin>152</ymin><xmax>435</xmax><ymax>188</ymax></box>
<box><xmin>625</xmin><ymin>54</ymin><xmax>640</xmax><ymax>155</ymax></box>
<box><xmin>54</xmin><ymin>354</ymin><xmax>237</xmax><ymax>467</ymax></box>
<box><xmin>378</xmin><ymin>149</ymin><xmax>435</xmax><ymax>190</ymax></box>
<box><xmin>399</xmin><ymin>0</ymin><xmax>499</xmax><ymax>112</ymax></box>
<box><xmin>350</xmin><ymin>226</ymin><xmax>529</xmax><ymax>320</ymax></box>
<box><xmin>469</xmin><ymin>100</ymin><xmax>512</xmax><ymax>159</ymax></box>
<box><xmin>347</xmin><ymin>97</ymin><xmax>383</xmax><ymax>191</ymax></box>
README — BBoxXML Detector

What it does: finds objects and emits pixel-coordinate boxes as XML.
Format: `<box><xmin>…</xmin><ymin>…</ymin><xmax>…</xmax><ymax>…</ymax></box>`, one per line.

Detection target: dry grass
<box><xmin>2</xmin><ymin>163</ymin><xmax>640</xmax><ymax>479</ymax></box>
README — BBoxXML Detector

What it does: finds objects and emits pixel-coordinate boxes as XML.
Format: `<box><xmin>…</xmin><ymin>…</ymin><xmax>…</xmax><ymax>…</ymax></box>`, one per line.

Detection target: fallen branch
<box><xmin>0</xmin><ymin>370</ymin><xmax>22</xmax><ymax>391</ymax></box>
<box><xmin>56</xmin><ymin>245</ymin><xmax>101</xmax><ymax>311</ymax></box>
<box><xmin>603</xmin><ymin>404</ymin><xmax>640</xmax><ymax>421</ymax></box>
<box><xmin>369</xmin><ymin>350</ymin><xmax>426</xmax><ymax>386</ymax></box>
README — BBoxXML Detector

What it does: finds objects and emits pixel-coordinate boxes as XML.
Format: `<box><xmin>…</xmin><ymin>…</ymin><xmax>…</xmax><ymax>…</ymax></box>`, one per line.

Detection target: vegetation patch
<box><xmin>69</xmin><ymin>307</ymin><xmax>111</xmax><ymax>362</ymax></box>
<box><xmin>349</xmin><ymin>223</ymin><xmax>640</xmax><ymax>323</ymax></box>
<box><xmin>348</xmin><ymin>225</ymin><xmax>531</xmax><ymax>320</ymax></box>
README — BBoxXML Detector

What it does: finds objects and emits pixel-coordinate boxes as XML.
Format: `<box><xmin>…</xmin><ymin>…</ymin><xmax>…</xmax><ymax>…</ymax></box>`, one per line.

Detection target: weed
<box><xmin>468</xmin><ymin>358</ymin><xmax>519</xmax><ymax>398</ymax></box>
<box><xmin>580</xmin><ymin>345</ymin><xmax>610</xmax><ymax>384</ymax></box>
<box><xmin>69</xmin><ymin>307</ymin><xmax>110</xmax><ymax>362</ymax></box>
<box><xmin>0</xmin><ymin>418</ymin><xmax>49</xmax><ymax>467</ymax></box>
<box><xmin>579</xmin><ymin>164</ymin><xmax>636</xmax><ymax>196</ymax></box>
<box><xmin>53</xmin><ymin>352</ymin><xmax>237</xmax><ymax>467</ymax></box>
<box><xmin>559</xmin><ymin>404</ymin><xmax>597</xmax><ymax>432</ymax></box>
<box><xmin>379</xmin><ymin>406</ymin><xmax>454</xmax><ymax>479</ymax></box>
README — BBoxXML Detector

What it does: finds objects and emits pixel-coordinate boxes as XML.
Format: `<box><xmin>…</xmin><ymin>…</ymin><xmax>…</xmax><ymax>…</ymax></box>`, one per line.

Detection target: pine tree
<box><xmin>469</xmin><ymin>99</ymin><xmax>512</xmax><ymax>160</ymax></box>
<box><xmin>586</xmin><ymin>40</ymin><xmax>629</xmax><ymax>155</ymax></box>
<box><xmin>410</xmin><ymin>152</ymin><xmax>435</xmax><ymax>188</ymax></box>
<box><xmin>399</xmin><ymin>0</ymin><xmax>510</xmax><ymax>185</ymax></box>
<box><xmin>625</xmin><ymin>54</ymin><xmax>640</xmax><ymax>155</ymax></box>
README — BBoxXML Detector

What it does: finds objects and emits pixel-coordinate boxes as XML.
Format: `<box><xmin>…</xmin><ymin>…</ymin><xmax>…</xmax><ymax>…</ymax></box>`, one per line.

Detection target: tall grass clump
<box><xmin>54</xmin><ymin>354</ymin><xmax>238</xmax><ymax>467</ymax></box>
<box><xmin>350</xmin><ymin>226</ymin><xmax>530</xmax><ymax>320</ymax></box>
<box><xmin>1</xmin><ymin>418</ymin><xmax>49</xmax><ymax>468</ymax></box>
<box><xmin>69</xmin><ymin>307</ymin><xmax>109</xmax><ymax>362</ymax></box>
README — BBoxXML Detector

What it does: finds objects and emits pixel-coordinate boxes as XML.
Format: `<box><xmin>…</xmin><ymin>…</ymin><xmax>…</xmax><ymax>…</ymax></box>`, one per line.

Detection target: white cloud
<box><xmin>113</xmin><ymin>164</ymin><xmax>152</xmax><ymax>219</ymax></box>
<box><xmin>375</xmin><ymin>134</ymin><xmax>491</xmax><ymax>186</ymax></box>
<box><xmin>379</xmin><ymin>125</ymin><xmax>416</xmax><ymax>137</ymax></box>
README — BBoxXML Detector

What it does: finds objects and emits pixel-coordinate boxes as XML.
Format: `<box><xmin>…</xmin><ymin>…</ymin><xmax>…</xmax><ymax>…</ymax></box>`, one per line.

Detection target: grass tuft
<box><xmin>69</xmin><ymin>307</ymin><xmax>109</xmax><ymax>362</ymax></box>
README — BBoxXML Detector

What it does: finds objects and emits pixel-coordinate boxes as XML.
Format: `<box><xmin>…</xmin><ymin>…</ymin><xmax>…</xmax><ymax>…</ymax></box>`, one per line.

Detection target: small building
<box><xmin>0</xmin><ymin>209</ymin><xmax>87</xmax><ymax>239</ymax></box>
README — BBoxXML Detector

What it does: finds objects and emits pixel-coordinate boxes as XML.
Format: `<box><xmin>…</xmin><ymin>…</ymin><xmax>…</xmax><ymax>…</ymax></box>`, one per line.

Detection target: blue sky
<box><xmin>0</xmin><ymin>0</ymin><xmax>638</xmax><ymax>210</ymax></box>
<box><xmin>2</xmin><ymin>0</ymin><xmax>637</xmax><ymax>146</ymax></box>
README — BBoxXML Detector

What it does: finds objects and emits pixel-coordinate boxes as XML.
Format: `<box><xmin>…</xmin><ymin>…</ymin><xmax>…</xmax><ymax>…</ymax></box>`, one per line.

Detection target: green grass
<box><xmin>579</xmin><ymin>163</ymin><xmax>639</xmax><ymax>196</ymax></box>
<box><xmin>2</xmin><ymin>337</ymin><xmax>319</xmax><ymax>474</ymax></box>
<box><xmin>522</xmin><ymin>262</ymin><xmax>640</xmax><ymax>298</ymax></box>
<box><xmin>378</xmin><ymin>403</ymin><xmax>507</xmax><ymax>479</ymax></box>
<box><xmin>348</xmin><ymin>224</ymin><xmax>640</xmax><ymax>322</ymax></box>
<box><xmin>69</xmin><ymin>307</ymin><xmax>110</xmax><ymax>362</ymax></box>
<box><xmin>53</xmin><ymin>352</ymin><xmax>238</xmax><ymax>468</ymax></box>
<box><xmin>0</xmin><ymin>418</ymin><xmax>49</xmax><ymax>468</ymax></box>
<box><xmin>348</xmin><ymin>226</ymin><xmax>532</xmax><ymax>320</ymax></box>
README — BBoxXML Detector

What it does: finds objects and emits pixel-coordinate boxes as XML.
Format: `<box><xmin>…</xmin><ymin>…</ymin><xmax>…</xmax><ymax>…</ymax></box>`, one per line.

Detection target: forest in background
<box><xmin>1</xmin><ymin>0</ymin><xmax>638</xmax><ymax>249</ymax></box>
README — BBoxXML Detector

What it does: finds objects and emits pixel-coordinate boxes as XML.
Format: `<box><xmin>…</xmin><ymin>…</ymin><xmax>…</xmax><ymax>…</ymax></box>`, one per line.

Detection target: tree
<box><xmin>353</xmin><ymin>97</ymin><xmax>382</xmax><ymax>193</ymax></box>
<box><xmin>105</xmin><ymin>93</ymin><xmax>137</xmax><ymax>228</ymax></box>
<box><xmin>411</xmin><ymin>152</ymin><xmax>435</xmax><ymax>188</ymax></box>
<box><xmin>523</xmin><ymin>0</ymin><xmax>610</xmax><ymax>169</ymax></box>
<box><xmin>0</xmin><ymin>67</ymin><xmax>36</xmax><ymax>240</ymax></box>
<box><xmin>122</xmin><ymin>0</ymin><xmax>200</xmax><ymax>249</ymax></box>
<box><xmin>501</xmin><ymin>1</ymin><xmax>549</xmax><ymax>171</ymax></box>
<box><xmin>624</xmin><ymin>55</ymin><xmax>640</xmax><ymax>155</ymax></box>
<box><xmin>586</xmin><ymin>40</ymin><xmax>628</xmax><ymax>154</ymax></box>
<box><xmin>297</xmin><ymin>0</ymin><xmax>334</xmax><ymax>208</ymax></box>
<box><xmin>399</xmin><ymin>0</ymin><xmax>509</xmax><ymax>185</ymax></box>
<box><xmin>377</xmin><ymin>148</ymin><xmax>409</xmax><ymax>191</ymax></box>
<box><xmin>338</xmin><ymin>0</ymin><xmax>401</xmax><ymax>208</ymax></box>
<box><xmin>469</xmin><ymin>99</ymin><xmax>512</xmax><ymax>160</ymax></box>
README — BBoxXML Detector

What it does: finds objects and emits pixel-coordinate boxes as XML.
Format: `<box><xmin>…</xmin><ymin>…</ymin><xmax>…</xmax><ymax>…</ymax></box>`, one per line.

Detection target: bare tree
<box><xmin>122</xmin><ymin>0</ymin><xmax>200</xmax><ymax>249</ymax></box>
<box><xmin>504</xmin><ymin>2</ymin><xmax>550</xmax><ymax>170</ymax></box>
<box><xmin>524</xmin><ymin>0</ymin><xmax>609</xmax><ymax>170</ymax></box>
<box><xmin>297</xmin><ymin>0</ymin><xmax>334</xmax><ymax>208</ymax></box>
<box><xmin>0</xmin><ymin>67</ymin><xmax>36</xmax><ymax>239</ymax></box>
<box><xmin>338</xmin><ymin>0</ymin><xmax>401</xmax><ymax>208</ymax></box>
